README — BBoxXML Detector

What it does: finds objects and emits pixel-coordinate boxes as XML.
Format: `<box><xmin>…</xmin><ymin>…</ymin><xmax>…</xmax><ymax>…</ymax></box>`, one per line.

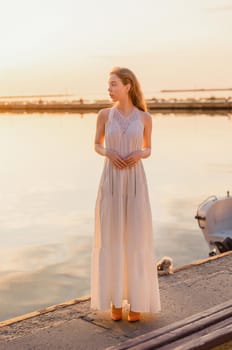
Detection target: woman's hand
<box><xmin>123</xmin><ymin>150</ymin><xmax>142</xmax><ymax>168</ymax></box>
<box><xmin>107</xmin><ymin>149</ymin><xmax>128</xmax><ymax>169</ymax></box>
<box><xmin>124</xmin><ymin>148</ymin><xmax>151</xmax><ymax>168</ymax></box>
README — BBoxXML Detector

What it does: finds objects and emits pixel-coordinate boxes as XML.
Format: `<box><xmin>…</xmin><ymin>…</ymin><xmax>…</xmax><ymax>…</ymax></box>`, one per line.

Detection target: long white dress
<box><xmin>90</xmin><ymin>105</ymin><xmax>161</xmax><ymax>313</ymax></box>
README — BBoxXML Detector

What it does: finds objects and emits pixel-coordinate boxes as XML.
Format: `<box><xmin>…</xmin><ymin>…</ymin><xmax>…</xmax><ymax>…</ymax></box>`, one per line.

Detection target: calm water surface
<box><xmin>0</xmin><ymin>110</ymin><xmax>232</xmax><ymax>321</ymax></box>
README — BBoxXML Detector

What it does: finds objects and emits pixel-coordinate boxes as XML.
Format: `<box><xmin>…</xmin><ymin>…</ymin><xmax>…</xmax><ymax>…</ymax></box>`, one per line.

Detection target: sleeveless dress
<box><xmin>90</xmin><ymin>105</ymin><xmax>161</xmax><ymax>313</ymax></box>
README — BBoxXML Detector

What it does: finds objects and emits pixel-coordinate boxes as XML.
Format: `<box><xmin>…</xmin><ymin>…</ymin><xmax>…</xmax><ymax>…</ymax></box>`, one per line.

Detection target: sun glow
<box><xmin>0</xmin><ymin>0</ymin><xmax>232</xmax><ymax>96</ymax></box>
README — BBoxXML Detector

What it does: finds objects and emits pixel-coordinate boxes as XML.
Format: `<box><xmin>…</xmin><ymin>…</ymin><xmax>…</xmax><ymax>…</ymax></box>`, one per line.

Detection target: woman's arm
<box><xmin>94</xmin><ymin>109</ymin><xmax>109</xmax><ymax>156</ymax></box>
<box><xmin>94</xmin><ymin>109</ymin><xmax>128</xmax><ymax>169</ymax></box>
<box><xmin>140</xmin><ymin>112</ymin><xmax>152</xmax><ymax>158</ymax></box>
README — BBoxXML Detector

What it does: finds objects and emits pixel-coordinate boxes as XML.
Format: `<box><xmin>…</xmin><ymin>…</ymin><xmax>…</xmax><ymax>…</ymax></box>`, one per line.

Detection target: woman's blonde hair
<box><xmin>109</xmin><ymin>66</ymin><xmax>147</xmax><ymax>112</ymax></box>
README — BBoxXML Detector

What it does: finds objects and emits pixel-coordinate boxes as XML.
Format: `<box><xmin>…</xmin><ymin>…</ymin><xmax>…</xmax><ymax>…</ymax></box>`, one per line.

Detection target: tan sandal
<box><xmin>111</xmin><ymin>304</ymin><xmax>122</xmax><ymax>321</ymax></box>
<box><xmin>128</xmin><ymin>309</ymin><xmax>141</xmax><ymax>322</ymax></box>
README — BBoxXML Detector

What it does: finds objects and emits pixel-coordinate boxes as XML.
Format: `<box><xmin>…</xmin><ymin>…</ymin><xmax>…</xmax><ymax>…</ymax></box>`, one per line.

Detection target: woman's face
<box><xmin>108</xmin><ymin>73</ymin><xmax>130</xmax><ymax>102</ymax></box>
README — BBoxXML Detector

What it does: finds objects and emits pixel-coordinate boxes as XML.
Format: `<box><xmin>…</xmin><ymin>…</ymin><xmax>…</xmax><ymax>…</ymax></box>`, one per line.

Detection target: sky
<box><xmin>1</xmin><ymin>0</ymin><xmax>232</xmax><ymax>99</ymax></box>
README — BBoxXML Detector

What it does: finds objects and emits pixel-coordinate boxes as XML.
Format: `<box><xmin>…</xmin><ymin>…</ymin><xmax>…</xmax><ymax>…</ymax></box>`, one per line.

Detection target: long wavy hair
<box><xmin>109</xmin><ymin>66</ymin><xmax>147</xmax><ymax>112</ymax></box>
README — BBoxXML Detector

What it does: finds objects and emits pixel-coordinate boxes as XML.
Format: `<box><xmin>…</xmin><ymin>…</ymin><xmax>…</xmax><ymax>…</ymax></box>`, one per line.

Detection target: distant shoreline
<box><xmin>161</xmin><ymin>88</ymin><xmax>232</xmax><ymax>92</ymax></box>
<box><xmin>0</xmin><ymin>98</ymin><xmax>232</xmax><ymax>112</ymax></box>
<box><xmin>1</xmin><ymin>88</ymin><xmax>232</xmax><ymax>99</ymax></box>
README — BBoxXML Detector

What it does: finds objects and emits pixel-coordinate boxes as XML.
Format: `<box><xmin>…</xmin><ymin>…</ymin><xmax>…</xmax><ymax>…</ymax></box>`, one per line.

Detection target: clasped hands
<box><xmin>107</xmin><ymin>149</ymin><xmax>142</xmax><ymax>169</ymax></box>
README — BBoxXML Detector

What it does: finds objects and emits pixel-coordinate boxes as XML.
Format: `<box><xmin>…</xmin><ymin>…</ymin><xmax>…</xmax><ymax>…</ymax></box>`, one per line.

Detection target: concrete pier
<box><xmin>0</xmin><ymin>100</ymin><xmax>232</xmax><ymax>113</ymax></box>
<box><xmin>0</xmin><ymin>251</ymin><xmax>231</xmax><ymax>349</ymax></box>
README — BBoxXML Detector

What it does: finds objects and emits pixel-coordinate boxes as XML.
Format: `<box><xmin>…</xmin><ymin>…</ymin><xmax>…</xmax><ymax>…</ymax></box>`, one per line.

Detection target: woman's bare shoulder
<box><xmin>97</xmin><ymin>108</ymin><xmax>111</xmax><ymax>124</ymax></box>
<box><xmin>139</xmin><ymin>110</ymin><xmax>152</xmax><ymax>126</ymax></box>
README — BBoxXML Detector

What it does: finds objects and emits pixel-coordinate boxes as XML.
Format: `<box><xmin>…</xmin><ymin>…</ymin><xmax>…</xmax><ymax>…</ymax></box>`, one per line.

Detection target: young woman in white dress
<box><xmin>90</xmin><ymin>66</ymin><xmax>161</xmax><ymax>321</ymax></box>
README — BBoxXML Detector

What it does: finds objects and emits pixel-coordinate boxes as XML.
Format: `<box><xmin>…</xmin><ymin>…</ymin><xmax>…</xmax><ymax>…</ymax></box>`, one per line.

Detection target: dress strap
<box><xmin>107</xmin><ymin>107</ymin><xmax>114</xmax><ymax>196</ymax></box>
<box><xmin>108</xmin><ymin>106</ymin><xmax>114</xmax><ymax>123</ymax></box>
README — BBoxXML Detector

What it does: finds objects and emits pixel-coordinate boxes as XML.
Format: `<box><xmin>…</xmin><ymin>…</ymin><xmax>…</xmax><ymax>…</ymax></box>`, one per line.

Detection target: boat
<box><xmin>195</xmin><ymin>191</ymin><xmax>232</xmax><ymax>256</ymax></box>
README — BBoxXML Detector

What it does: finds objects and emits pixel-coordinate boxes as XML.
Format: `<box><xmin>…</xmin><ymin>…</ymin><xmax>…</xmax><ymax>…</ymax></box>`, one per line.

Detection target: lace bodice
<box><xmin>105</xmin><ymin>105</ymin><xmax>144</xmax><ymax>159</ymax></box>
<box><xmin>112</xmin><ymin>106</ymin><xmax>140</xmax><ymax>134</ymax></box>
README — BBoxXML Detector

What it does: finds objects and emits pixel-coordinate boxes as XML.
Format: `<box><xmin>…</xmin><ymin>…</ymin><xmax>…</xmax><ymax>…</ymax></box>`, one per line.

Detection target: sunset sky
<box><xmin>1</xmin><ymin>0</ymin><xmax>232</xmax><ymax>99</ymax></box>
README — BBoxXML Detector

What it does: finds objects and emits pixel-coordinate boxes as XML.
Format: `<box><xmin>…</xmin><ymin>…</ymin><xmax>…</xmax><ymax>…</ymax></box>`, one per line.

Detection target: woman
<box><xmin>90</xmin><ymin>66</ymin><xmax>161</xmax><ymax>322</ymax></box>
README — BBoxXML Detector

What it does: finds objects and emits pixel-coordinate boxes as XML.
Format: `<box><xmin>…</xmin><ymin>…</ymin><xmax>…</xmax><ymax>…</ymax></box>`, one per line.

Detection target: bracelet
<box><xmin>139</xmin><ymin>148</ymin><xmax>151</xmax><ymax>158</ymax></box>
<box><xmin>94</xmin><ymin>144</ymin><xmax>108</xmax><ymax>157</ymax></box>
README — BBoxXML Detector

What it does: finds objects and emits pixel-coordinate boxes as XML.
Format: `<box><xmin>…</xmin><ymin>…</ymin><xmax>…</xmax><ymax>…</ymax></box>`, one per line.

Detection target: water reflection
<box><xmin>0</xmin><ymin>237</ymin><xmax>92</xmax><ymax>321</ymax></box>
<box><xmin>0</xmin><ymin>111</ymin><xmax>231</xmax><ymax>321</ymax></box>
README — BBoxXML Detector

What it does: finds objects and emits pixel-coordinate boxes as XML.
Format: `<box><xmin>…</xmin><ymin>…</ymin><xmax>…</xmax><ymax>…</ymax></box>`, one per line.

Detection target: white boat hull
<box><xmin>195</xmin><ymin>192</ymin><xmax>232</xmax><ymax>255</ymax></box>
